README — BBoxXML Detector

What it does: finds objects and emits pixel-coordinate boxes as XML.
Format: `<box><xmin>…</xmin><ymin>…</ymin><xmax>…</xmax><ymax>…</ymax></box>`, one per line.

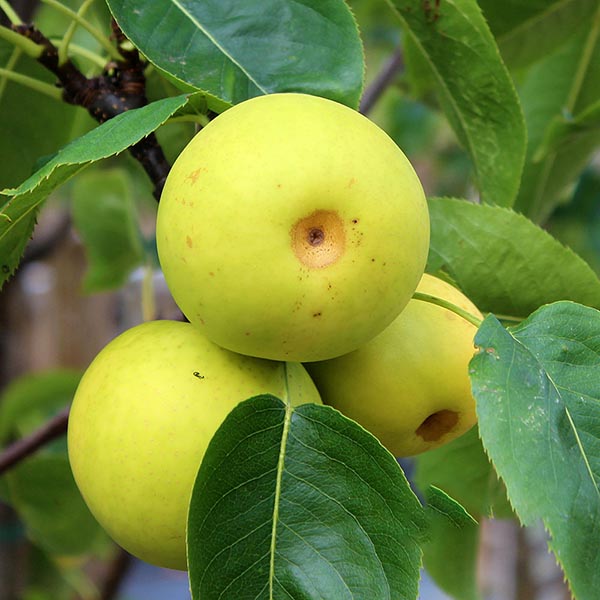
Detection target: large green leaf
<box><xmin>386</xmin><ymin>0</ymin><xmax>526</xmax><ymax>207</ymax></box>
<box><xmin>472</xmin><ymin>302</ymin><xmax>600</xmax><ymax>599</ymax></box>
<box><xmin>71</xmin><ymin>168</ymin><xmax>143</xmax><ymax>292</ymax></box>
<box><xmin>427</xmin><ymin>197</ymin><xmax>600</xmax><ymax>316</ymax></box>
<box><xmin>415</xmin><ymin>427</ymin><xmax>511</xmax><ymax>520</ymax></box>
<box><xmin>187</xmin><ymin>395</ymin><xmax>426</xmax><ymax>600</ymax></box>
<box><xmin>478</xmin><ymin>0</ymin><xmax>598</xmax><ymax>69</ymax></box>
<box><xmin>515</xmin><ymin>14</ymin><xmax>600</xmax><ymax>222</ymax></box>
<box><xmin>107</xmin><ymin>0</ymin><xmax>364</xmax><ymax>109</ymax></box>
<box><xmin>0</xmin><ymin>94</ymin><xmax>189</xmax><ymax>287</ymax></box>
<box><xmin>423</xmin><ymin>487</ymin><xmax>481</xmax><ymax>600</ymax></box>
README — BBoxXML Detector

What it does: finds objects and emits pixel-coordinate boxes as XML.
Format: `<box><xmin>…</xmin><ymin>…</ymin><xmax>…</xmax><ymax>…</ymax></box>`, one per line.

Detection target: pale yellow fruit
<box><xmin>156</xmin><ymin>93</ymin><xmax>429</xmax><ymax>362</ymax></box>
<box><xmin>68</xmin><ymin>320</ymin><xmax>321</xmax><ymax>570</ymax></box>
<box><xmin>306</xmin><ymin>274</ymin><xmax>482</xmax><ymax>457</ymax></box>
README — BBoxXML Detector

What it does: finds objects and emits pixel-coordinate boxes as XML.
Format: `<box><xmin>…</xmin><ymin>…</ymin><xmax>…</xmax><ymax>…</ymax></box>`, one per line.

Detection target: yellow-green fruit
<box><xmin>306</xmin><ymin>274</ymin><xmax>482</xmax><ymax>457</ymax></box>
<box><xmin>68</xmin><ymin>320</ymin><xmax>321</xmax><ymax>570</ymax></box>
<box><xmin>156</xmin><ymin>93</ymin><xmax>429</xmax><ymax>362</ymax></box>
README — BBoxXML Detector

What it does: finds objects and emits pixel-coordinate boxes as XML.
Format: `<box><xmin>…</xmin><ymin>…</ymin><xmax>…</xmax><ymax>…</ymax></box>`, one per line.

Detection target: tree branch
<box><xmin>0</xmin><ymin>406</ymin><xmax>69</xmax><ymax>475</ymax></box>
<box><xmin>10</xmin><ymin>21</ymin><xmax>171</xmax><ymax>200</ymax></box>
<box><xmin>359</xmin><ymin>48</ymin><xmax>404</xmax><ymax>116</ymax></box>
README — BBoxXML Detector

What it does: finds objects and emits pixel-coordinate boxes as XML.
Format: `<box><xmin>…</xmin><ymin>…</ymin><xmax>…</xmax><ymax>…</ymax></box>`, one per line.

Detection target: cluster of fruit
<box><xmin>67</xmin><ymin>93</ymin><xmax>481</xmax><ymax>571</ymax></box>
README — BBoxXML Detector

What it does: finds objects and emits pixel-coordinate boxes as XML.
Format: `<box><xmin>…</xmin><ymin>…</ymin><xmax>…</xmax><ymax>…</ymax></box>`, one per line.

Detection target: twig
<box><xmin>0</xmin><ymin>0</ymin><xmax>21</xmax><ymax>26</ymax></box>
<box><xmin>0</xmin><ymin>406</ymin><xmax>70</xmax><ymax>475</ymax></box>
<box><xmin>412</xmin><ymin>291</ymin><xmax>483</xmax><ymax>327</ymax></box>
<box><xmin>10</xmin><ymin>21</ymin><xmax>171</xmax><ymax>200</ymax></box>
<box><xmin>58</xmin><ymin>0</ymin><xmax>95</xmax><ymax>66</ymax></box>
<box><xmin>0</xmin><ymin>66</ymin><xmax>62</xmax><ymax>99</ymax></box>
<box><xmin>359</xmin><ymin>48</ymin><xmax>404</xmax><ymax>115</ymax></box>
<box><xmin>40</xmin><ymin>0</ymin><xmax>122</xmax><ymax>61</ymax></box>
<box><xmin>100</xmin><ymin>548</ymin><xmax>133</xmax><ymax>600</ymax></box>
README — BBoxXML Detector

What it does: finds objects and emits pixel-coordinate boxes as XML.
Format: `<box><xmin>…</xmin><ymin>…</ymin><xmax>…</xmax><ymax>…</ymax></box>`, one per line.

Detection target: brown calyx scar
<box><xmin>291</xmin><ymin>210</ymin><xmax>345</xmax><ymax>268</ymax></box>
<box><xmin>416</xmin><ymin>410</ymin><xmax>459</xmax><ymax>442</ymax></box>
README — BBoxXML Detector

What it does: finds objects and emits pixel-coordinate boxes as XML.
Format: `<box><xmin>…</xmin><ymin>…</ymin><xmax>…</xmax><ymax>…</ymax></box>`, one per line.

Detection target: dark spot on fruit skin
<box><xmin>193</xmin><ymin>372</ymin><xmax>204</xmax><ymax>379</ymax></box>
<box><xmin>313</xmin><ymin>312</ymin><xmax>322</xmax><ymax>318</ymax></box>
<box><xmin>1</xmin><ymin>265</ymin><xmax>9</xmax><ymax>274</ymax></box>
<box><xmin>308</xmin><ymin>228</ymin><xmax>325</xmax><ymax>246</ymax></box>
<box><xmin>245</xmin><ymin>332</ymin><xmax>251</xmax><ymax>336</ymax></box>
<box><xmin>352</xmin><ymin>219</ymin><xmax>359</xmax><ymax>224</ymax></box>
<box><xmin>371</xmin><ymin>258</ymin><xmax>375</xmax><ymax>262</ymax></box>
<box><xmin>416</xmin><ymin>410</ymin><xmax>459</xmax><ymax>442</ymax></box>
<box><xmin>186</xmin><ymin>236</ymin><xmax>193</xmax><ymax>248</ymax></box>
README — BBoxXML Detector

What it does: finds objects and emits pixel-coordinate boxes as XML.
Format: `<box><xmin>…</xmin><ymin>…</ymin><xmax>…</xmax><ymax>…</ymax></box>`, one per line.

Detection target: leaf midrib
<box><xmin>170</xmin><ymin>0</ymin><xmax>268</xmax><ymax>95</ymax></box>
<box><xmin>510</xmin><ymin>330</ymin><xmax>600</xmax><ymax>499</ymax></box>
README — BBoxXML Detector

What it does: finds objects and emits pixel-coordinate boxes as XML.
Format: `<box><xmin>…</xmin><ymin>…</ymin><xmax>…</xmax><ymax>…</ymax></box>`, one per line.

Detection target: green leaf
<box><xmin>479</xmin><ymin>0</ymin><xmax>598</xmax><ymax>69</ymax></box>
<box><xmin>6</xmin><ymin>454</ymin><xmax>108</xmax><ymax>556</ymax></box>
<box><xmin>71</xmin><ymin>168</ymin><xmax>143</xmax><ymax>292</ymax></box>
<box><xmin>423</xmin><ymin>486</ymin><xmax>481</xmax><ymax>600</ymax></box>
<box><xmin>0</xmin><ymin>370</ymin><xmax>106</xmax><ymax>556</ymax></box>
<box><xmin>187</xmin><ymin>395</ymin><xmax>426</xmax><ymax>600</ymax></box>
<box><xmin>533</xmin><ymin>98</ymin><xmax>600</xmax><ymax>161</ymax></box>
<box><xmin>515</xmin><ymin>13</ymin><xmax>600</xmax><ymax>222</ymax></box>
<box><xmin>0</xmin><ymin>94</ymin><xmax>189</xmax><ymax>288</ymax></box>
<box><xmin>386</xmin><ymin>0</ymin><xmax>526</xmax><ymax>207</ymax></box>
<box><xmin>107</xmin><ymin>0</ymin><xmax>365</xmax><ymax>109</ymax></box>
<box><xmin>0</xmin><ymin>369</ymin><xmax>81</xmax><ymax>443</ymax></box>
<box><xmin>471</xmin><ymin>302</ymin><xmax>600</xmax><ymax>599</ymax></box>
<box><xmin>415</xmin><ymin>427</ymin><xmax>511</xmax><ymax>519</ymax></box>
<box><xmin>0</xmin><ymin>42</ymin><xmax>88</xmax><ymax>190</ymax></box>
<box><xmin>427</xmin><ymin>197</ymin><xmax>600</xmax><ymax>316</ymax></box>
<box><xmin>547</xmin><ymin>168</ymin><xmax>600</xmax><ymax>277</ymax></box>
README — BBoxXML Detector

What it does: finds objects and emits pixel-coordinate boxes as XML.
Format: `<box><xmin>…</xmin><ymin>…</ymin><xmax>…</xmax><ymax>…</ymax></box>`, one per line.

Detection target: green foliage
<box><xmin>415</xmin><ymin>427</ymin><xmax>511</xmax><ymax>520</ymax></box>
<box><xmin>71</xmin><ymin>168</ymin><xmax>143</xmax><ymax>292</ymax></box>
<box><xmin>423</xmin><ymin>487</ymin><xmax>481</xmax><ymax>600</ymax></box>
<box><xmin>0</xmin><ymin>370</ymin><xmax>80</xmax><ymax>443</ymax></box>
<box><xmin>0</xmin><ymin>370</ymin><xmax>108</xmax><ymax>556</ymax></box>
<box><xmin>107</xmin><ymin>0</ymin><xmax>365</xmax><ymax>109</ymax></box>
<box><xmin>0</xmin><ymin>41</ymin><xmax>83</xmax><ymax>190</ymax></box>
<box><xmin>187</xmin><ymin>395</ymin><xmax>426</xmax><ymax>600</ymax></box>
<box><xmin>472</xmin><ymin>302</ymin><xmax>600</xmax><ymax>599</ymax></box>
<box><xmin>478</xmin><ymin>0</ymin><xmax>599</xmax><ymax>69</ymax></box>
<box><xmin>386</xmin><ymin>0</ymin><xmax>526</xmax><ymax>207</ymax></box>
<box><xmin>428</xmin><ymin>197</ymin><xmax>600</xmax><ymax>316</ymax></box>
<box><xmin>547</xmin><ymin>169</ymin><xmax>600</xmax><ymax>276</ymax></box>
<box><xmin>515</xmin><ymin>11</ymin><xmax>600</xmax><ymax>222</ymax></box>
<box><xmin>0</xmin><ymin>94</ymin><xmax>189</xmax><ymax>287</ymax></box>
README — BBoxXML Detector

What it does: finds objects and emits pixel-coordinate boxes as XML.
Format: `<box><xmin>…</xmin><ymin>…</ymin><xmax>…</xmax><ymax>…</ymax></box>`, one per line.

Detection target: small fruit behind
<box><xmin>67</xmin><ymin>320</ymin><xmax>321</xmax><ymax>571</ymax></box>
<box><xmin>306</xmin><ymin>274</ymin><xmax>482</xmax><ymax>457</ymax></box>
<box><xmin>156</xmin><ymin>93</ymin><xmax>429</xmax><ymax>362</ymax></box>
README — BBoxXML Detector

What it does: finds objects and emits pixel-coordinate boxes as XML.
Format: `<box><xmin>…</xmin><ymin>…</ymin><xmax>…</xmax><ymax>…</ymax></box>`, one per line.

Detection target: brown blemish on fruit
<box><xmin>291</xmin><ymin>210</ymin><xmax>345</xmax><ymax>268</ymax></box>
<box><xmin>347</xmin><ymin>178</ymin><xmax>356</xmax><ymax>188</ymax></box>
<box><xmin>186</xmin><ymin>168</ymin><xmax>202</xmax><ymax>184</ymax></box>
<box><xmin>313</xmin><ymin>312</ymin><xmax>322</xmax><ymax>318</ymax></box>
<box><xmin>416</xmin><ymin>410</ymin><xmax>459</xmax><ymax>442</ymax></box>
<box><xmin>186</xmin><ymin>236</ymin><xmax>193</xmax><ymax>248</ymax></box>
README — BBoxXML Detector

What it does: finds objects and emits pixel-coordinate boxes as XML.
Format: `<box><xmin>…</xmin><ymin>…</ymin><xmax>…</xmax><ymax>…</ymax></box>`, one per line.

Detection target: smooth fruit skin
<box><xmin>156</xmin><ymin>93</ymin><xmax>429</xmax><ymax>362</ymax></box>
<box><xmin>67</xmin><ymin>320</ymin><xmax>321</xmax><ymax>570</ymax></box>
<box><xmin>306</xmin><ymin>274</ymin><xmax>482</xmax><ymax>457</ymax></box>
